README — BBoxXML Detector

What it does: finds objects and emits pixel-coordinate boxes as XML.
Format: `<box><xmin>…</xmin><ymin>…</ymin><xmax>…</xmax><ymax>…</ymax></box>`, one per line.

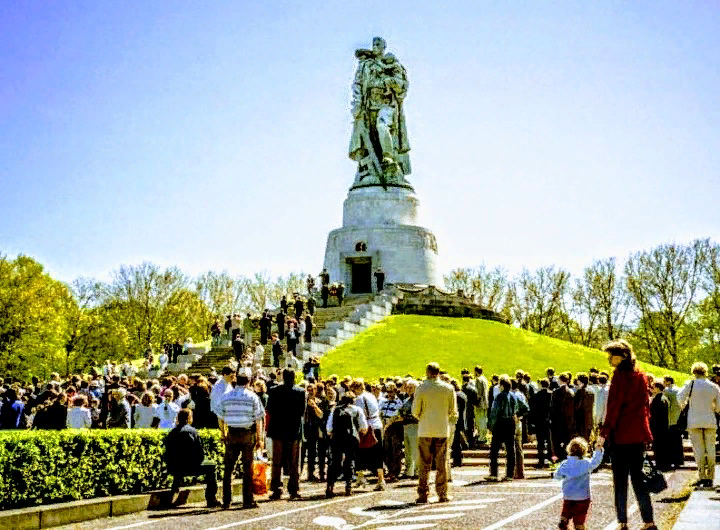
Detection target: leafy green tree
<box><xmin>626</xmin><ymin>239</ymin><xmax>709</xmax><ymax>369</ymax></box>
<box><xmin>0</xmin><ymin>255</ymin><xmax>69</xmax><ymax>378</ymax></box>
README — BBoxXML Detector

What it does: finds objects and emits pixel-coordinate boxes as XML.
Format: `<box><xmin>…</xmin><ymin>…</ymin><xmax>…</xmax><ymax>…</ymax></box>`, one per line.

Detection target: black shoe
<box><xmin>415</xmin><ymin>496</ymin><xmax>428</xmax><ymax>504</ymax></box>
<box><xmin>325</xmin><ymin>489</ymin><xmax>335</xmax><ymax>498</ymax></box>
<box><xmin>242</xmin><ymin>501</ymin><xmax>259</xmax><ymax>509</ymax></box>
<box><xmin>206</xmin><ymin>500</ymin><xmax>222</xmax><ymax>509</ymax></box>
<box><xmin>269</xmin><ymin>491</ymin><xmax>282</xmax><ymax>500</ymax></box>
<box><xmin>289</xmin><ymin>492</ymin><xmax>302</xmax><ymax>500</ymax></box>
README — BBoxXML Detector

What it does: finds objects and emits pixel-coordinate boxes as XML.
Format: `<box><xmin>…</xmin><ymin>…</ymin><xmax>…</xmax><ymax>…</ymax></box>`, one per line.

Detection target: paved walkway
<box><xmin>673</xmin><ymin>465</ymin><xmax>720</xmax><ymax>529</ymax></box>
<box><xmin>54</xmin><ymin>467</ymin><xmax>694</xmax><ymax>530</ymax></box>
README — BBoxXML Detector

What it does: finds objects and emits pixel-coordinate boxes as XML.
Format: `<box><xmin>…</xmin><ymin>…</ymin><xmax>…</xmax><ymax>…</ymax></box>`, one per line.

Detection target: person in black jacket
<box><xmin>266</xmin><ymin>369</ymin><xmax>306</xmax><ymax>500</ymax></box>
<box><xmin>649</xmin><ymin>381</ymin><xmax>671</xmax><ymax>471</ymax></box>
<box><xmin>271</xmin><ymin>334</ymin><xmax>283</xmax><ymax>368</ymax></box>
<box><xmin>461</xmin><ymin>374</ymin><xmax>478</xmax><ymax>448</ymax></box>
<box><xmin>260</xmin><ymin>310</ymin><xmax>272</xmax><ymax>345</ymax></box>
<box><xmin>550</xmin><ymin>373</ymin><xmax>575</xmax><ymax>461</ymax></box>
<box><xmin>529</xmin><ymin>378</ymin><xmax>552</xmax><ymax>468</ymax></box>
<box><xmin>276</xmin><ymin>310</ymin><xmax>286</xmax><ymax>343</ymax></box>
<box><xmin>294</xmin><ymin>297</ymin><xmax>304</xmax><ymax>319</ymax></box>
<box><xmin>165</xmin><ymin>409</ymin><xmax>220</xmax><ymax>508</ymax></box>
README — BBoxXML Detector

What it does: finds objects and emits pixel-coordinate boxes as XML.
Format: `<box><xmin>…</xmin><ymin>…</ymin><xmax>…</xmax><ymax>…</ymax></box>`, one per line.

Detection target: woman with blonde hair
<box><xmin>596</xmin><ymin>339</ymin><xmax>656</xmax><ymax>530</ymax></box>
<box><xmin>133</xmin><ymin>392</ymin><xmax>157</xmax><ymax>428</ymax></box>
<box><xmin>678</xmin><ymin>361</ymin><xmax>720</xmax><ymax>489</ymax></box>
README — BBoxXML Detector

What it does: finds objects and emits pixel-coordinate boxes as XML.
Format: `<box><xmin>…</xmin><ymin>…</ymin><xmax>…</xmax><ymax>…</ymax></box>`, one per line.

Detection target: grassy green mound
<box><xmin>320</xmin><ymin>315</ymin><xmax>690</xmax><ymax>383</ymax></box>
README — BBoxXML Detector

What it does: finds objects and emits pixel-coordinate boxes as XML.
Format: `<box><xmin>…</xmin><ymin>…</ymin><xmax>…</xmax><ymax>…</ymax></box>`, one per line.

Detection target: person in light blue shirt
<box><xmin>553</xmin><ymin>437</ymin><xmax>604</xmax><ymax>530</ymax></box>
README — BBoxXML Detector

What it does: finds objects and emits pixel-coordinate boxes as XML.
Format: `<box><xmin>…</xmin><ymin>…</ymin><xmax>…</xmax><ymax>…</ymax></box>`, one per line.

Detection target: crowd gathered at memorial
<box><xmin>1</xmin><ymin>337</ymin><xmax>719</xmax><ymax>528</ymax></box>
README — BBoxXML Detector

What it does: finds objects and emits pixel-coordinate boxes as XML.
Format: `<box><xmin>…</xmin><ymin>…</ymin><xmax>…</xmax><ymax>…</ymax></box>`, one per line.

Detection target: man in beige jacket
<box><xmin>412</xmin><ymin>362</ymin><xmax>458</xmax><ymax>504</ymax></box>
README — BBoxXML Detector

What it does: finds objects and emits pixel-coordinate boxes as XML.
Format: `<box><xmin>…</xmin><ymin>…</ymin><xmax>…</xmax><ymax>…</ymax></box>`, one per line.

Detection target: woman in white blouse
<box><xmin>351</xmin><ymin>379</ymin><xmax>386</xmax><ymax>491</ymax></box>
<box><xmin>133</xmin><ymin>392</ymin><xmax>158</xmax><ymax>428</ymax></box>
<box><xmin>678</xmin><ymin>362</ymin><xmax>720</xmax><ymax>488</ymax></box>
<box><xmin>66</xmin><ymin>396</ymin><xmax>92</xmax><ymax>429</ymax></box>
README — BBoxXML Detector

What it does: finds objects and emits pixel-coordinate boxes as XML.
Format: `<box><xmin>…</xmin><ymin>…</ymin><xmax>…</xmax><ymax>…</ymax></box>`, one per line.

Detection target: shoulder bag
<box><xmin>358</xmin><ymin>396</ymin><xmax>378</xmax><ymax>449</ymax></box>
<box><xmin>675</xmin><ymin>381</ymin><xmax>694</xmax><ymax>432</ymax></box>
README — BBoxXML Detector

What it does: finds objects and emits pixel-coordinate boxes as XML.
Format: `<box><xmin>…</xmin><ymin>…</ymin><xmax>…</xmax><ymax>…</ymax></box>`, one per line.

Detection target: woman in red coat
<box><xmin>596</xmin><ymin>339</ymin><xmax>657</xmax><ymax>530</ymax></box>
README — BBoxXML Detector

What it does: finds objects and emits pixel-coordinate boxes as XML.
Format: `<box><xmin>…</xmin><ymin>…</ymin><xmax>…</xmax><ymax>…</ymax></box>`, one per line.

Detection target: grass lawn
<box><xmin>320</xmin><ymin>315</ymin><xmax>691</xmax><ymax>384</ymax></box>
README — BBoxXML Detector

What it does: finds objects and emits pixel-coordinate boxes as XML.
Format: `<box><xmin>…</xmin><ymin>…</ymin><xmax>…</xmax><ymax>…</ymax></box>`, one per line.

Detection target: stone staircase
<box><xmin>461</xmin><ymin>439</ymin><xmax>709</xmax><ymax>470</ymax></box>
<box><xmin>175</xmin><ymin>289</ymin><xmax>403</xmax><ymax>375</ymax></box>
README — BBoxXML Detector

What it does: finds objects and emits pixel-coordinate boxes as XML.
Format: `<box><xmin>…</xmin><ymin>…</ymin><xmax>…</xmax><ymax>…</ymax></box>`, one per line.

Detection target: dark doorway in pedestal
<box><xmin>351</xmin><ymin>261</ymin><xmax>372</xmax><ymax>294</ymax></box>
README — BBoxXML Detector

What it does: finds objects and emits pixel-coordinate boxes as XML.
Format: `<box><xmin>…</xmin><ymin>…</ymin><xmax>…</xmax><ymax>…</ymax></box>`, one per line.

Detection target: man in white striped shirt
<box><xmin>217</xmin><ymin>369</ymin><xmax>265</xmax><ymax>509</ymax></box>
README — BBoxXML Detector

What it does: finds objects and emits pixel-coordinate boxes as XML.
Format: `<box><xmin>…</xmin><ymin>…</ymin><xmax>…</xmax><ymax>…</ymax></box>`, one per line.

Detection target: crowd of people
<box><xmin>1</xmin><ymin>339</ymin><xmax>718</xmax><ymax>529</ymax></box>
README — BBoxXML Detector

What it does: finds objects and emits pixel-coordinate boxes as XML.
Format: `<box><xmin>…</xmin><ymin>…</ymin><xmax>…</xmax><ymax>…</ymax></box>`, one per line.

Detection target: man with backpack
<box><xmin>325</xmin><ymin>391</ymin><xmax>368</xmax><ymax>498</ymax></box>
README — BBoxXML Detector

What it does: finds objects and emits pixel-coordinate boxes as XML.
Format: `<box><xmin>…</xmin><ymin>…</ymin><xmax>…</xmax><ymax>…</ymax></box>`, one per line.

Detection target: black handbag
<box><xmin>642</xmin><ymin>455</ymin><xmax>668</xmax><ymax>494</ymax></box>
<box><xmin>676</xmin><ymin>381</ymin><xmax>694</xmax><ymax>432</ymax></box>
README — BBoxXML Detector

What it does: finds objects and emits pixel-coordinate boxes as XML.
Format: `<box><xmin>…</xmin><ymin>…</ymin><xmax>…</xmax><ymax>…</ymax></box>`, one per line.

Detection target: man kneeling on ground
<box><xmin>165</xmin><ymin>409</ymin><xmax>221</xmax><ymax>508</ymax></box>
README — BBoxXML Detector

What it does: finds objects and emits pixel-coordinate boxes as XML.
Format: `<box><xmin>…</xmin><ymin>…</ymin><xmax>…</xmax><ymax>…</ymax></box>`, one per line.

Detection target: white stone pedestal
<box><xmin>323</xmin><ymin>186</ymin><xmax>439</xmax><ymax>292</ymax></box>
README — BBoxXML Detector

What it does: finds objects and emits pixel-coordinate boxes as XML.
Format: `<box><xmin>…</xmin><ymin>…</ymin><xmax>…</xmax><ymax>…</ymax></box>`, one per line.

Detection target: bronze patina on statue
<box><xmin>349</xmin><ymin>37</ymin><xmax>412</xmax><ymax>191</ymax></box>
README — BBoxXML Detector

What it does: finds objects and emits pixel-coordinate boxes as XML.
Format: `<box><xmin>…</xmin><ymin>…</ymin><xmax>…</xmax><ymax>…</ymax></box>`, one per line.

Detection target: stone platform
<box><xmin>323</xmin><ymin>186</ymin><xmax>439</xmax><ymax>293</ymax></box>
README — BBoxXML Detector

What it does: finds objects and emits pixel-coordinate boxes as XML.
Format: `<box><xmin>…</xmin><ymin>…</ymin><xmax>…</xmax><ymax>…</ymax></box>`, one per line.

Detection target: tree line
<box><xmin>444</xmin><ymin>238</ymin><xmax>720</xmax><ymax>372</ymax></box>
<box><xmin>1</xmin><ymin>238</ymin><xmax>718</xmax><ymax>377</ymax></box>
<box><xmin>0</xmin><ymin>259</ymin><xmax>307</xmax><ymax>378</ymax></box>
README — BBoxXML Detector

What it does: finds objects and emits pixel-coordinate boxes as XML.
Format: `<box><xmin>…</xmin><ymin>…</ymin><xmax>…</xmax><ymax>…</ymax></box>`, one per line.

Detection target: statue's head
<box><xmin>372</xmin><ymin>37</ymin><xmax>387</xmax><ymax>55</ymax></box>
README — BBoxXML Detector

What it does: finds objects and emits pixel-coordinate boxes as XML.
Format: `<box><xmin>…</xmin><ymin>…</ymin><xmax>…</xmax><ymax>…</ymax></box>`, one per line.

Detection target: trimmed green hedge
<box><xmin>0</xmin><ymin>429</ymin><xmax>224</xmax><ymax>510</ymax></box>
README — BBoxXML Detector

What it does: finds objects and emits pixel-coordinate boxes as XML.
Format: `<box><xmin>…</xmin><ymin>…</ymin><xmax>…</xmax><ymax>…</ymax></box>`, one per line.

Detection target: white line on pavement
<box><xmin>601</xmin><ymin>504</ymin><xmax>638</xmax><ymax>530</ymax></box>
<box><xmin>204</xmin><ymin>492</ymin><xmax>377</xmax><ymax>529</ymax></box>
<box><xmin>105</xmin><ymin>487</ymin><xmax>332</xmax><ymax>530</ymax></box>
<box><xmin>479</xmin><ymin>493</ymin><xmax>563</xmax><ymax>530</ymax></box>
<box><xmin>107</xmin><ymin>522</ymin><xmax>161</xmax><ymax>530</ymax></box>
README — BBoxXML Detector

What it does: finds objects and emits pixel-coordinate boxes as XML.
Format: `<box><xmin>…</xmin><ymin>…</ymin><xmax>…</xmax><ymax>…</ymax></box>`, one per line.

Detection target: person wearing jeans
<box><xmin>487</xmin><ymin>375</ymin><xmax>517</xmax><ymax>481</ymax></box>
<box><xmin>678</xmin><ymin>362</ymin><xmax>720</xmax><ymax>488</ymax></box>
<box><xmin>597</xmin><ymin>340</ymin><xmax>656</xmax><ymax>530</ymax></box>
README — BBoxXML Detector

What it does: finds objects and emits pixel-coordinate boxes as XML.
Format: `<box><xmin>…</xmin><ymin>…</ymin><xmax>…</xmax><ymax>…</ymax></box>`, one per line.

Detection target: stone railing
<box><xmin>391</xmin><ymin>285</ymin><xmax>509</xmax><ymax>323</ymax></box>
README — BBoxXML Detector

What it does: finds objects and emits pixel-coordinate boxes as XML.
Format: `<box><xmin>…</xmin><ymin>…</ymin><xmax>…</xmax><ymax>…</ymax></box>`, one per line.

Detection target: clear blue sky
<box><xmin>1</xmin><ymin>2</ymin><xmax>718</xmax><ymax>283</ymax></box>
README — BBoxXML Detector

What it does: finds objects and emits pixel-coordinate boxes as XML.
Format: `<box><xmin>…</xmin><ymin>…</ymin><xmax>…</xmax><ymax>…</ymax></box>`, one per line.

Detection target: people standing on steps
<box><xmin>280</xmin><ymin>296</ymin><xmax>288</xmax><ymax>314</ymax></box>
<box><xmin>260</xmin><ymin>309</ymin><xmax>271</xmax><ymax>345</ymax></box>
<box><xmin>321</xmin><ymin>284</ymin><xmax>330</xmax><ymax>308</ymax></box>
<box><xmin>286</xmin><ymin>322</ymin><xmax>300</xmax><ymax>357</ymax></box>
<box><xmin>294</xmin><ymin>296</ymin><xmax>304</xmax><ymax>319</ymax></box>
<box><xmin>304</xmin><ymin>314</ymin><xmax>313</xmax><ymax>343</ymax></box>
<box><xmin>306</xmin><ymin>274</ymin><xmax>315</xmax><ymax>296</ymax></box>
<box><xmin>242</xmin><ymin>313</ymin><xmax>254</xmax><ymax>347</ymax></box>
<box><xmin>271</xmin><ymin>333</ymin><xmax>283</xmax><ymax>368</ymax></box>
<box><xmin>307</xmin><ymin>296</ymin><xmax>316</xmax><ymax>316</ymax></box>
<box><xmin>276</xmin><ymin>309</ymin><xmax>285</xmax><ymax>344</ymax></box>
<box><xmin>337</xmin><ymin>283</ymin><xmax>345</xmax><ymax>306</ymax></box>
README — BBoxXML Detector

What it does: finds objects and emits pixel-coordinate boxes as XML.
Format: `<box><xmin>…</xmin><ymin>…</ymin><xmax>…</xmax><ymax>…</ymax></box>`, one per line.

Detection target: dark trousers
<box><xmin>551</xmin><ymin>426</ymin><xmax>570</xmax><ymax>461</ymax></box>
<box><xmin>171</xmin><ymin>463</ymin><xmax>218</xmax><ymax>505</ymax></box>
<box><xmin>611</xmin><ymin>443</ymin><xmax>654</xmax><ymax>524</ymax></box>
<box><xmin>302</xmin><ymin>434</ymin><xmax>319</xmax><ymax>478</ymax></box>
<box><xmin>327</xmin><ymin>440</ymin><xmax>357</xmax><ymax>491</ymax></box>
<box><xmin>384</xmin><ymin>423</ymin><xmax>404</xmax><ymax>477</ymax></box>
<box><xmin>652</xmin><ymin>429</ymin><xmax>671</xmax><ymax>470</ymax></box>
<box><xmin>668</xmin><ymin>424</ymin><xmax>685</xmax><ymax>467</ymax></box>
<box><xmin>260</xmin><ymin>329</ymin><xmax>268</xmax><ymax>345</ymax></box>
<box><xmin>536</xmin><ymin>426</ymin><xmax>551</xmax><ymax>468</ymax></box>
<box><xmin>271</xmin><ymin>439</ymin><xmax>300</xmax><ymax>495</ymax></box>
<box><xmin>223</xmin><ymin>427</ymin><xmax>256</xmax><ymax>507</ymax></box>
<box><xmin>490</xmin><ymin>418</ymin><xmax>515</xmax><ymax>478</ymax></box>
